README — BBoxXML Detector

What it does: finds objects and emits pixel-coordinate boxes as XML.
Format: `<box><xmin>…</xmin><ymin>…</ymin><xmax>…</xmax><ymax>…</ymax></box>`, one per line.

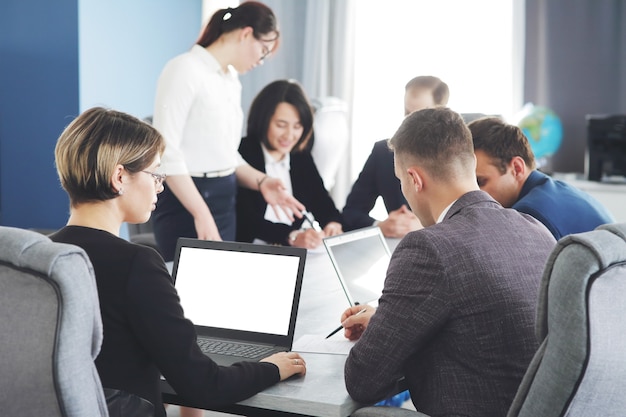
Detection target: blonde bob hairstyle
<box><xmin>55</xmin><ymin>107</ymin><xmax>165</xmax><ymax>206</ymax></box>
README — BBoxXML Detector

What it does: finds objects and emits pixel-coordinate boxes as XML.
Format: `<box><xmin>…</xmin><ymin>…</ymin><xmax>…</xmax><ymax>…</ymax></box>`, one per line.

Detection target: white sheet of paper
<box><xmin>292</xmin><ymin>334</ymin><xmax>356</xmax><ymax>355</ymax></box>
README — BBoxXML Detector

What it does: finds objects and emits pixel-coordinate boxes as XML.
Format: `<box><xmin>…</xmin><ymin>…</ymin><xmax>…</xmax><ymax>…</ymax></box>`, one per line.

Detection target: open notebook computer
<box><xmin>322</xmin><ymin>226</ymin><xmax>392</xmax><ymax>307</ymax></box>
<box><xmin>171</xmin><ymin>238</ymin><xmax>307</xmax><ymax>366</ymax></box>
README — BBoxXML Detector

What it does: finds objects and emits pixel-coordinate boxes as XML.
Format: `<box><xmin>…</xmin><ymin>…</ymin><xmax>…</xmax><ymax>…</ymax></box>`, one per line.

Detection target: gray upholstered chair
<box><xmin>309</xmin><ymin>96</ymin><xmax>349</xmax><ymax>192</ymax></box>
<box><xmin>352</xmin><ymin>222</ymin><xmax>626</xmax><ymax>417</ymax></box>
<box><xmin>0</xmin><ymin>226</ymin><xmax>109</xmax><ymax>417</ymax></box>
<box><xmin>507</xmin><ymin>222</ymin><xmax>626</xmax><ymax>417</ymax></box>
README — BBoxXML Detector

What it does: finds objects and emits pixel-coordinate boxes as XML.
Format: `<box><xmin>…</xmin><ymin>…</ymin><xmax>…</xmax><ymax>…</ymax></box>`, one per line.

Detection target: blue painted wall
<box><xmin>0</xmin><ymin>0</ymin><xmax>201</xmax><ymax>229</ymax></box>
<box><xmin>0</xmin><ymin>0</ymin><xmax>80</xmax><ymax>230</ymax></box>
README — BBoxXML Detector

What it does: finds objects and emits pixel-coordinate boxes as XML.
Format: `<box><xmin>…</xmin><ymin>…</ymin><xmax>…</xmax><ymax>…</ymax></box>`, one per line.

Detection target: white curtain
<box><xmin>301</xmin><ymin>1</ymin><xmax>355</xmax><ymax>101</ymax></box>
<box><xmin>301</xmin><ymin>0</ymin><xmax>355</xmax><ymax>206</ymax></box>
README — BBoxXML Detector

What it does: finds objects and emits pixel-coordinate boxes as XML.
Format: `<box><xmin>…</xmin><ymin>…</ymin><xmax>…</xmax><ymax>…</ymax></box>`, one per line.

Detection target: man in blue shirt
<box><xmin>469</xmin><ymin>117</ymin><xmax>614</xmax><ymax>240</ymax></box>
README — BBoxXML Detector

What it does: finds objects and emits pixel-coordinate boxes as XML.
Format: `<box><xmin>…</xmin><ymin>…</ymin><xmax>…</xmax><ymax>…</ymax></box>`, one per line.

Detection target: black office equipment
<box><xmin>585</xmin><ymin>114</ymin><xmax>626</xmax><ymax>182</ymax></box>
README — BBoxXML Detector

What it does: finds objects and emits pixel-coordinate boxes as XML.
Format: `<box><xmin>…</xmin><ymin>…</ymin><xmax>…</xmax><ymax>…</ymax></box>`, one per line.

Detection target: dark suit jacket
<box><xmin>345</xmin><ymin>191</ymin><xmax>556</xmax><ymax>417</ymax></box>
<box><xmin>342</xmin><ymin>139</ymin><xmax>407</xmax><ymax>231</ymax></box>
<box><xmin>236</xmin><ymin>137</ymin><xmax>342</xmax><ymax>245</ymax></box>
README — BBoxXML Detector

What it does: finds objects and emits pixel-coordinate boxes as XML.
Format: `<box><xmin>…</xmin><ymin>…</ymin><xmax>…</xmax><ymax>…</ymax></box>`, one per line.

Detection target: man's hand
<box><xmin>323</xmin><ymin>221</ymin><xmax>343</xmax><ymax>237</ymax></box>
<box><xmin>340</xmin><ymin>305</ymin><xmax>376</xmax><ymax>341</ymax></box>
<box><xmin>378</xmin><ymin>205</ymin><xmax>422</xmax><ymax>238</ymax></box>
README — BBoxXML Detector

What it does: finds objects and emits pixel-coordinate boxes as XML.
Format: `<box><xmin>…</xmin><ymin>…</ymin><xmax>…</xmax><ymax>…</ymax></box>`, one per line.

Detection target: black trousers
<box><xmin>152</xmin><ymin>174</ymin><xmax>236</xmax><ymax>262</ymax></box>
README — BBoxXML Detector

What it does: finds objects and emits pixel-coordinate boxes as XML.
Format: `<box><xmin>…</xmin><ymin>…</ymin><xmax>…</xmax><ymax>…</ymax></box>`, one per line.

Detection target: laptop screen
<box><xmin>323</xmin><ymin>227</ymin><xmax>391</xmax><ymax>306</ymax></box>
<box><xmin>173</xmin><ymin>240</ymin><xmax>305</xmax><ymax>337</ymax></box>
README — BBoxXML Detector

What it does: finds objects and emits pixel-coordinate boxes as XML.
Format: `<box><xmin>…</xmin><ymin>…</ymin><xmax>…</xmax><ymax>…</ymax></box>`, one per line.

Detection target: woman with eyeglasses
<box><xmin>151</xmin><ymin>1</ymin><xmax>304</xmax><ymax>266</ymax></box>
<box><xmin>51</xmin><ymin>107</ymin><xmax>306</xmax><ymax>417</ymax></box>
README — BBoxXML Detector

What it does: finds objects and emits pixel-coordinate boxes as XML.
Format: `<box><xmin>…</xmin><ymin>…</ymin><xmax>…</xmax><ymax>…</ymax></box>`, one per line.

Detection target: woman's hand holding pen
<box><xmin>340</xmin><ymin>305</ymin><xmax>375</xmax><ymax>341</ymax></box>
<box><xmin>290</xmin><ymin>228</ymin><xmax>324</xmax><ymax>249</ymax></box>
<box><xmin>289</xmin><ymin>210</ymin><xmax>331</xmax><ymax>249</ymax></box>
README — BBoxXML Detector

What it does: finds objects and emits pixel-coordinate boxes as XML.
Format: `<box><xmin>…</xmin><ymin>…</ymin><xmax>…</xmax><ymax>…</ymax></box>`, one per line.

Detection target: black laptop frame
<box><xmin>171</xmin><ymin>238</ymin><xmax>307</xmax><ymax>349</ymax></box>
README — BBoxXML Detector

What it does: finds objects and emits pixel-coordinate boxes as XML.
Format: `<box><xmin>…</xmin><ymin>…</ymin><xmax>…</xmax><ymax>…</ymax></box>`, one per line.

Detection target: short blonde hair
<box><xmin>55</xmin><ymin>107</ymin><xmax>165</xmax><ymax>206</ymax></box>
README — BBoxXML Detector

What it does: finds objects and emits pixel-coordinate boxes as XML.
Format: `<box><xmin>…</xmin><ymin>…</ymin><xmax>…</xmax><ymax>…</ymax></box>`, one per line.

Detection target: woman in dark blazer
<box><xmin>237</xmin><ymin>79</ymin><xmax>343</xmax><ymax>249</ymax></box>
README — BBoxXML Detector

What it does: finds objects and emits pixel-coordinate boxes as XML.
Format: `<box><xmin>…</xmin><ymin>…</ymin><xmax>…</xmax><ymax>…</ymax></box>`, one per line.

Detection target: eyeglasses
<box><xmin>256</xmin><ymin>37</ymin><xmax>276</xmax><ymax>63</ymax></box>
<box><xmin>141</xmin><ymin>170</ymin><xmax>166</xmax><ymax>186</ymax></box>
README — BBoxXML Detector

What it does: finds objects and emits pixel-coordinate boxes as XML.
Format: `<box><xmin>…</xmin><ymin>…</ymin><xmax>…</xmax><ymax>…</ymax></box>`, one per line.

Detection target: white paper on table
<box><xmin>292</xmin><ymin>333</ymin><xmax>356</xmax><ymax>355</ymax></box>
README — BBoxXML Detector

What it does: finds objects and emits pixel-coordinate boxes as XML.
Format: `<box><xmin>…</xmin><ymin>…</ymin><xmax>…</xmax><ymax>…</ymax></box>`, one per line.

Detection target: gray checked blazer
<box><xmin>345</xmin><ymin>190</ymin><xmax>556</xmax><ymax>417</ymax></box>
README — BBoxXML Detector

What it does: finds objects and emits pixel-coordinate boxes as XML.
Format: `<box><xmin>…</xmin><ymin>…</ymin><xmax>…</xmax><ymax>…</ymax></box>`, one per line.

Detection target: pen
<box><xmin>325</xmin><ymin>308</ymin><xmax>368</xmax><ymax>339</ymax></box>
<box><xmin>302</xmin><ymin>210</ymin><xmax>322</xmax><ymax>232</ymax></box>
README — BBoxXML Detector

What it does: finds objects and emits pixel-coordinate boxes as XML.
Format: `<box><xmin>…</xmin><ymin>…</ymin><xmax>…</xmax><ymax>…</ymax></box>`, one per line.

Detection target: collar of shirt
<box><xmin>437</xmin><ymin>199</ymin><xmax>457</xmax><ymax>223</ymax></box>
<box><xmin>190</xmin><ymin>44</ymin><xmax>232</xmax><ymax>77</ymax></box>
<box><xmin>517</xmin><ymin>170</ymin><xmax>546</xmax><ymax>202</ymax></box>
<box><xmin>262</xmin><ymin>145</ymin><xmax>291</xmax><ymax>172</ymax></box>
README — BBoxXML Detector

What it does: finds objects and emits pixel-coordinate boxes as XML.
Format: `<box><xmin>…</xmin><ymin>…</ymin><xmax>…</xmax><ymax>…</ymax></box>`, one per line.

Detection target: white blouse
<box><xmin>153</xmin><ymin>45</ymin><xmax>245</xmax><ymax>176</ymax></box>
<box><xmin>262</xmin><ymin>145</ymin><xmax>293</xmax><ymax>225</ymax></box>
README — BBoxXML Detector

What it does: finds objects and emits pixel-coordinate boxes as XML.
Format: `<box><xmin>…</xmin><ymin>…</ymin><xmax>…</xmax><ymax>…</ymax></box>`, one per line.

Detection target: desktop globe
<box><xmin>514</xmin><ymin>103</ymin><xmax>563</xmax><ymax>168</ymax></box>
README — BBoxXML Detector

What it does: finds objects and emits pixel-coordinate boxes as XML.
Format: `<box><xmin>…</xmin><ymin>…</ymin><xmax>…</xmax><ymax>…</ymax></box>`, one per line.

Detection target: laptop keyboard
<box><xmin>197</xmin><ymin>338</ymin><xmax>276</xmax><ymax>359</ymax></box>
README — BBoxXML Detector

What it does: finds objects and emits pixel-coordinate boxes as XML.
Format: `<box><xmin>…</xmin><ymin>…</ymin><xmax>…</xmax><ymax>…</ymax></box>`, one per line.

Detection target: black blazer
<box><xmin>342</xmin><ymin>139</ymin><xmax>407</xmax><ymax>231</ymax></box>
<box><xmin>237</xmin><ymin>137</ymin><xmax>342</xmax><ymax>245</ymax></box>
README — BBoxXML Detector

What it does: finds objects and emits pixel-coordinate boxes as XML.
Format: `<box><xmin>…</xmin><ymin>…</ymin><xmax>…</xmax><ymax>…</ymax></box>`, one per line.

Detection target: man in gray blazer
<box><xmin>341</xmin><ymin>107</ymin><xmax>556</xmax><ymax>417</ymax></box>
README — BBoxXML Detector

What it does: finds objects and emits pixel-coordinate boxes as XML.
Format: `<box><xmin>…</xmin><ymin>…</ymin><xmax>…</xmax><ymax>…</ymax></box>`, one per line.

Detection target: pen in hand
<box><xmin>325</xmin><ymin>308</ymin><xmax>368</xmax><ymax>339</ymax></box>
<box><xmin>302</xmin><ymin>210</ymin><xmax>322</xmax><ymax>232</ymax></box>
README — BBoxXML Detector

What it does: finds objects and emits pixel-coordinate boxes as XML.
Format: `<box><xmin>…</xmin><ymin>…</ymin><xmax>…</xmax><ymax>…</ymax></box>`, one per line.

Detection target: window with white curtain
<box><xmin>349</xmin><ymin>0</ymin><xmax>520</xmax><ymax>218</ymax></box>
<box><xmin>351</xmin><ymin>0</ymin><xmax>520</xmax><ymax>179</ymax></box>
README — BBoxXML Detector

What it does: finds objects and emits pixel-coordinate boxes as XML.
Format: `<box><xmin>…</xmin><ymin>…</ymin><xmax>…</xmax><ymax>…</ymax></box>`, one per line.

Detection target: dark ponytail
<box><xmin>197</xmin><ymin>1</ymin><xmax>279</xmax><ymax>47</ymax></box>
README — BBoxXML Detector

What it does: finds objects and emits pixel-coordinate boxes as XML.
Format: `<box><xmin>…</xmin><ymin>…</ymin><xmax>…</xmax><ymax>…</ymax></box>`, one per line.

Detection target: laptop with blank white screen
<box><xmin>323</xmin><ymin>226</ymin><xmax>391</xmax><ymax>307</ymax></box>
<box><xmin>171</xmin><ymin>238</ymin><xmax>307</xmax><ymax>366</ymax></box>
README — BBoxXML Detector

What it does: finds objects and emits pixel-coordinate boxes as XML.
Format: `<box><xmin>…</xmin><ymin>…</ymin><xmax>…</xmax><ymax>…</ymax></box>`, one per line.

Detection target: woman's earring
<box><xmin>118</xmin><ymin>188</ymin><xmax>124</xmax><ymax>196</ymax></box>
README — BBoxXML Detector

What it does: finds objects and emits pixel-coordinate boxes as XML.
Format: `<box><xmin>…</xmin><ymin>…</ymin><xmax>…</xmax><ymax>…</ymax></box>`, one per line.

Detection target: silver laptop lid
<box><xmin>323</xmin><ymin>226</ymin><xmax>391</xmax><ymax>306</ymax></box>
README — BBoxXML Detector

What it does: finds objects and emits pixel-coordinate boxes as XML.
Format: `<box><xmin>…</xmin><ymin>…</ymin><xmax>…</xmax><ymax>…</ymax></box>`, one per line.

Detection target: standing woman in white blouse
<box><xmin>152</xmin><ymin>1</ymin><xmax>303</xmax><ymax>262</ymax></box>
